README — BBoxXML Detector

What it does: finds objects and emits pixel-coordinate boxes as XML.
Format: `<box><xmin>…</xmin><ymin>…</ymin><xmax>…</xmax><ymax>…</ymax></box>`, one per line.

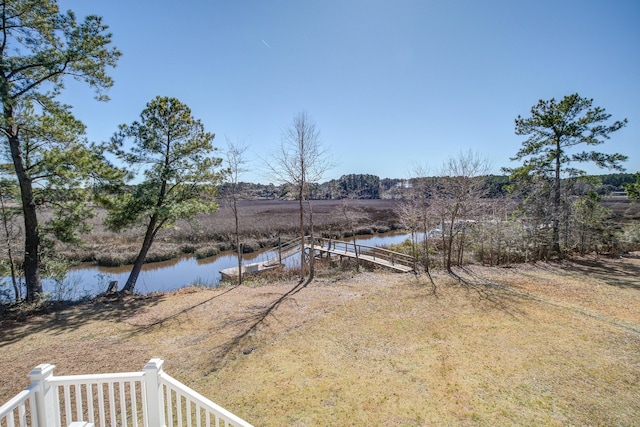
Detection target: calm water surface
<box><xmin>45</xmin><ymin>232</ymin><xmax>410</xmax><ymax>298</ymax></box>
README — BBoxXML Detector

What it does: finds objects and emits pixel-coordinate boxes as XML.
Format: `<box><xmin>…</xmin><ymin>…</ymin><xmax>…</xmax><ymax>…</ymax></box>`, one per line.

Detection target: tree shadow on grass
<box><xmin>122</xmin><ymin>275</ymin><xmax>314</xmax><ymax>372</ymax></box>
<box><xmin>0</xmin><ymin>293</ymin><xmax>164</xmax><ymax>348</ymax></box>
<box><xmin>405</xmin><ymin>270</ymin><xmax>439</xmax><ymax>298</ymax></box>
<box><xmin>564</xmin><ymin>254</ymin><xmax>640</xmax><ymax>290</ymax></box>
<box><xmin>132</xmin><ymin>284</ymin><xmax>243</xmax><ymax>330</ymax></box>
<box><xmin>447</xmin><ymin>267</ymin><xmax>530</xmax><ymax>318</ymax></box>
<box><xmin>203</xmin><ymin>277</ymin><xmax>314</xmax><ymax>372</ymax></box>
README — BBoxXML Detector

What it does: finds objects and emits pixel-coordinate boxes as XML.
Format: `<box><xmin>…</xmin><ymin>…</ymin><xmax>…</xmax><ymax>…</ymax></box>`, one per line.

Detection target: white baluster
<box><xmin>28</xmin><ymin>364</ymin><xmax>56</xmax><ymax>427</ymax></box>
<box><xmin>143</xmin><ymin>359</ymin><xmax>166</xmax><ymax>427</ymax></box>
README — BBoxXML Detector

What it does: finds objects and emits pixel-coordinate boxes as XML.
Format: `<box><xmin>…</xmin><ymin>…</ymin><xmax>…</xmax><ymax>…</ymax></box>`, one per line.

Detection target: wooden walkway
<box><xmin>308</xmin><ymin>238</ymin><xmax>415</xmax><ymax>273</ymax></box>
<box><xmin>219</xmin><ymin>262</ymin><xmax>282</xmax><ymax>281</ymax></box>
<box><xmin>220</xmin><ymin>237</ymin><xmax>416</xmax><ymax>279</ymax></box>
<box><xmin>219</xmin><ymin>238</ymin><xmax>300</xmax><ymax>280</ymax></box>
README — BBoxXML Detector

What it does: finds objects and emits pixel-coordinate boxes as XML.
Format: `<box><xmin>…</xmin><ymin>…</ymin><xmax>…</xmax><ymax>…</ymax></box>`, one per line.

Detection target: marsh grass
<box><xmin>194</xmin><ymin>246</ymin><xmax>221</xmax><ymax>259</ymax></box>
<box><xmin>13</xmin><ymin>198</ymin><xmax>640</xmax><ymax>268</ymax></box>
<box><xmin>53</xmin><ymin>200</ymin><xmax>401</xmax><ymax>266</ymax></box>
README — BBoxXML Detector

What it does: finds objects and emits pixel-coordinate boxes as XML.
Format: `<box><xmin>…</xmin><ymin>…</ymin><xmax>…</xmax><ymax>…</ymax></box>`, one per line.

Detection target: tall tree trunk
<box><xmin>299</xmin><ymin>184</ymin><xmax>305</xmax><ymax>280</ymax></box>
<box><xmin>0</xmin><ymin>187</ymin><xmax>19</xmax><ymax>300</ymax></box>
<box><xmin>7</xmin><ymin>127</ymin><xmax>42</xmax><ymax>301</ymax></box>
<box><xmin>307</xmin><ymin>197</ymin><xmax>315</xmax><ymax>278</ymax></box>
<box><xmin>421</xmin><ymin>216</ymin><xmax>430</xmax><ymax>273</ymax></box>
<box><xmin>445</xmin><ymin>228</ymin><xmax>454</xmax><ymax>271</ymax></box>
<box><xmin>445</xmin><ymin>213</ymin><xmax>457</xmax><ymax>272</ymax></box>
<box><xmin>342</xmin><ymin>202</ymin><xmax>360</xmax><ymax>268</ymax></box>
<box><xmin>122</xmin><ymin>215</ymin><xmax>158</xmax><ymax>293</ymax></box>
<box><xmin>552</xmin><ymin>138</ymin><xmax>562</xmax><ymax>256</ymax></box>
<box><xmin>233</xmin><ymin>194</ymin><xmax>242</xmax><ymax>285</ymax></box>
<box><xmin>122</xmin><ymin>145</ymin><xmax>170</xmax><ymax>294</ymax></box>
<box><xmin>457</xmin><ymin>230</ymin><xmax>465</xmax><ymax>266</ymax></box>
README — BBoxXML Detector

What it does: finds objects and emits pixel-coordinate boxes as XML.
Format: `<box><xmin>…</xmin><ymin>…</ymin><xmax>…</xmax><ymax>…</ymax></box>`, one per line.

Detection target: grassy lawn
<box><xmin>2</xmin><ymin>255</ymin><xmax>640</xmax><ymax>426</ymax></box>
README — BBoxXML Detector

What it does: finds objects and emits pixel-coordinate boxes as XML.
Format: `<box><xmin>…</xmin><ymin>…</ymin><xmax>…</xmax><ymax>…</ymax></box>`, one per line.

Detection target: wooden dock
<box><xmin>219</xmin><ymin>236</ymin><xmax>416</xmax><ymax>280</ymax></box>
<box><xmin>219</xmin><ymin>262</ymin><xmax>282</xmax><ymax>281</ymax></box>
<box><xmin>308</xmin><ymin>238</ymin><xmax>416</xmax><ymax>273</ymax></box>
<box><xmin>308</xmin><ymin>245</ymin><xmax>414</xmax><ymax>272</ymax></box>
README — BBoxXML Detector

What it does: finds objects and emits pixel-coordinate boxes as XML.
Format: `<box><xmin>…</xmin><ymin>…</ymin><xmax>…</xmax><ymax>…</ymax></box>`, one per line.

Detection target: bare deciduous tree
<box><xmin>408</xmin><ymin>165</ymin><xmax>435</xmax><ymax>272</ymax></box>
<box><xmin>432</xmin><ymin>151</ymin><xmax>489</xmax><ymax>271</ymax></box>
<box><xmin>223</xmin><ymin>138</ymin><xmax>249</xmax><ymax>284</ymax></box>
<box><xmin>397</xmin><ymin>198</ymin><xmax>421</xmax><ymax>264</ymax></box>
<box><xmin>339</xmin><ymin>198</ymin><xmax>371</xmax><ymax>268</ymax></box>
<box><xmin>267</xmin><ymin>111</ymin><xmax>333</xmax><ymax>279</ymax></box>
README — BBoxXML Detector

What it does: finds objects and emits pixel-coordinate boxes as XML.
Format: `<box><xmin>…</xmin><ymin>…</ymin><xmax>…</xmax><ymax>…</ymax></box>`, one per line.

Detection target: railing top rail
<box><xmin>160</xmin><ymin>372</ymin><xmax>253</xmax><ymax>427</ymax></box>
<box><xmin>268</xmin><ymin>235</ymin><xmax>415</xmax><ymax>265</ymax></box>
<box><xmin>281</xmin><ymin>237</ymin><xmax>300</xmax><ymax>245</ymax></box>
<box><xmin>2</xmin><ymin>359</ymin><xmax>253</xmax><ymax>427</ymax></box>
<box><xmin>315</xmin><ymin>238</ymin><xmax>416</xmax><ymax>263</ymax></box>
<box><xmin>48</xmin><ymin>371</ymin><xmax>145</xmax><ymax>386</ymax></box>
<box><xmin>0</xmin><ymin>386</ymin><xmax>35</xmax><ymax>419</ymax></box>
<box><xmin>366</xmin><ymin>247</ymin><xmax>414</xmax><ymax>262</ymax></box>
<box><xmin>280</xmin><ymin>236</ymin><xmax>305</xmax><ymax>248</ymax></box>
<box><xmin>316</xmin><ymin>237</ymin><xmax>405</xmax><ymax>255</ymax></box>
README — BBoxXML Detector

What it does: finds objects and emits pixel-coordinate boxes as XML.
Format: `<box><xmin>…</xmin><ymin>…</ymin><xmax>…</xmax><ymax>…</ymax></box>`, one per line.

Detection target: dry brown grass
<box><xmin>1</xmin><ymin>255</ymin><xmax>640</xmax><ymax>426</ymax></box>
<box><xmin>57</xmin><ymin>199</ymin><xmax>401</xmax><ymax>265</ymax></box>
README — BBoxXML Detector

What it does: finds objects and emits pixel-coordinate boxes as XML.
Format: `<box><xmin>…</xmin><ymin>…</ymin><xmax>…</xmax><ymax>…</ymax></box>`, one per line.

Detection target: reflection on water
<box><xmin>44</xmin><ymin>231</ymin><xmax>409</xmax><ymax>298</ymax></box>
<box><xmin>342</xmin><ymin>232</ymin><xmax>410</xmax><ymax>248</ymax></box>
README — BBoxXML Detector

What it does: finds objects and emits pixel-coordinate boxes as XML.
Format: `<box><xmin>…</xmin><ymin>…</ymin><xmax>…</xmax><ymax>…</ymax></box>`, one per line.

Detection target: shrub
<box><xmin>195</xmin><ymin>246</ymin><xmax>220</xmax><ymax>259</ymax></box>
<box><xmin>145</xmin><ymin>250</ymin><xmax>180</xmax><ymax>264</ymax></box>
<box><xmin>180</xmin><ymin>244</ymin><xmax>197</xmax><ymax>254</ymax></box>
<box><xmin>96</xmin><ymin>253</ymin><xmax>136</xmax><ymax>267</ymax></box>
<box><xmin>620</xmin><ymin>224</ymin><xmax>640</xmax><ymax>252</ymax></box>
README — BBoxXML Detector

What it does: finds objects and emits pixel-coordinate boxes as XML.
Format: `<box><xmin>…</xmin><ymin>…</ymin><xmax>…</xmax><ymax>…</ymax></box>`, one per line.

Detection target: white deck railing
<box><xmin>0</xmin><ymin>359</ymin><xmax>253</xmax><ymax>427</ymax></box>
<box><xmin>0</xmin><ymin>385</ymin><xmax>39</xmax><ymax>427</ymax></box>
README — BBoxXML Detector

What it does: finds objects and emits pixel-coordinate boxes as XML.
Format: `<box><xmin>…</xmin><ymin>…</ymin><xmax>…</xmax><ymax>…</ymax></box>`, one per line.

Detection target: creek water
<box><xmin>44</xmin><ymin>232</ymin><xmax>411</xmax><ymax>299</ymax></box>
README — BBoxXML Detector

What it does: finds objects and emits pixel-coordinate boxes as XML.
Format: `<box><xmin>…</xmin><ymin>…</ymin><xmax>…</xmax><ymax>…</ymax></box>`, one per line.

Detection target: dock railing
<box><xmin>0</xmin><ymin>359</ymin><xmax>252</xmax><ymax>427</ymax></box>
<box><xmin>262</xmin><ymin>236</ymin><xmax>416</xmax><ymax>272</ymax></box>
<box><xmin>313</xmin><ymin>237</ymin><xmax>416</xmax><ymax>272</ymax></box>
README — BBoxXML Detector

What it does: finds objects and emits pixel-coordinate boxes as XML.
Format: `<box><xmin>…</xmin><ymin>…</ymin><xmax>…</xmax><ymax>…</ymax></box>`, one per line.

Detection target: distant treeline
<box><xmin>216</xmin><ymin>173</ymin><xmax>637</xmax><ymax>200</ymax></box>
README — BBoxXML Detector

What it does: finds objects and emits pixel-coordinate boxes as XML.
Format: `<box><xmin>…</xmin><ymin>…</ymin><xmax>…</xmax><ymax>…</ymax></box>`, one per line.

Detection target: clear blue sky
<box><xmin>59</xmin><ymin>0</ymin><xmax>639</xmax><ymax>183</ymax></box>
